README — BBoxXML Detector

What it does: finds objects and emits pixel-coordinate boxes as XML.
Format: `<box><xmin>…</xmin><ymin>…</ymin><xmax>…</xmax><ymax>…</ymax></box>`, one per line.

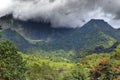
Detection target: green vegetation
<box><xmin>1</xmin><ymin>19</ymin><xmax>120</xmax><ymax>54</ymax></box>
<box><xmin>1</xmin><ymin>39</ymin><xmax>120</xmax><ymax>80</ymax></box>
<box><xmin>1</xmin><ymin>14</ymin><xmax>120</xmax><ymax>80</ymax></box>
<box><xmin>0</xmin><ymin>40</ymin><xmax>26</xmax><ymax>80</ymax></box>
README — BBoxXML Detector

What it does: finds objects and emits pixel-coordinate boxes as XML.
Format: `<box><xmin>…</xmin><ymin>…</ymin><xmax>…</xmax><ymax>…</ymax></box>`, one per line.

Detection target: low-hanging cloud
<box><xmin>0</xmin><ymin>0</ymin><xmax>120</xmax><ymax>28</ymax></box>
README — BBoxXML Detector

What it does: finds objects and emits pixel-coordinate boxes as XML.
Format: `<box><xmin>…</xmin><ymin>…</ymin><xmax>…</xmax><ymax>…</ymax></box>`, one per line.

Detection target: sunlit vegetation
<box><xmin>0</xmin><ymin>40</ymin><xmax>26</xmax><ymax>80</ymax></box>
<box><xmin>89</xmin><ymin>59</ymin><xmax>120</xmax><ymax>80</ymax></box>
<box><xmin>1</xmin><ymin>39</ymin><xmax>120</xmax><ymax>80</ymax></box>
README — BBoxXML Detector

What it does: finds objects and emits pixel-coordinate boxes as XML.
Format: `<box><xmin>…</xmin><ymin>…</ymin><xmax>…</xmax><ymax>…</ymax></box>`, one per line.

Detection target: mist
<box><xmin>0</xmin><ymin>0</ymin><xmax>120</xmax><ymax>28</ymax></box>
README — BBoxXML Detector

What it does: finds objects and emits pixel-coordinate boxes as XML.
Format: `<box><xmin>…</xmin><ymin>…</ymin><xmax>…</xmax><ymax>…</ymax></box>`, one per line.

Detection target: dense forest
<box><xmin>1</xmin><ymin>15</ymin><xmax>120</xmax><ymax>80</ymax></box>
<box><xmin>1</xmin><ymin>39</ymin><xmax>120</xmax><ymax>80</ymax></box>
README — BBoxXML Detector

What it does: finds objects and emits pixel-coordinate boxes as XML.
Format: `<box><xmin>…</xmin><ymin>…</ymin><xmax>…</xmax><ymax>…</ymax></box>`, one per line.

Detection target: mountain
<box><xmin>0</xmin><ymin>28</ymin><xmax>32</xmax><ymax>52</ymax></box>
<box><xmin>45</xmin><ymin>19</ymin><xmax>118</xmax><ymax>51</ymax></box>
<box><xmin>0</xmin><ymin>15</ymin><xmax>120</xmax><ymax>53</ymax></box>
<box><xmin>0</xmin><ymin>15</ymin><xmax>76</xmax><ymax>41</ymax></box>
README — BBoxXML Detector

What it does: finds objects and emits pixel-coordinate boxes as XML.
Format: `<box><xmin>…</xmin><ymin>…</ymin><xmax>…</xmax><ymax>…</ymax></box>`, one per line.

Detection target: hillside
<box><xmin>36</xmin><ymin>19</ymin><xmax>120</xmax><ymax>52</ymax></box>
<box><xmin>0</xmin><ymin>28</ymin><xmax>33</xmax><ymax>52</ymax></box>
<box><xmin>0</xmin><ymin>16</ymin><xmax>120</xmax><ymax>53</ymax></box>
<box><xmin>50</xmin><ymin>19</ymin><xmax>117</xmax><ymax>51</ymax></box>
<box><xmin>1</xmin><ymin>39</ymin><xmax>120</xmax><ymax>80</ymax></box>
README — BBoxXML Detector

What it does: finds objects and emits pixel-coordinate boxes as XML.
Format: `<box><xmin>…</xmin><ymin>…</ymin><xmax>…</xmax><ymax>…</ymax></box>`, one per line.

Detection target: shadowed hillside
<box><xmin>0</xmin><ymin>15</ymin><xmax>120</xmax><ymax>53</ymax></box>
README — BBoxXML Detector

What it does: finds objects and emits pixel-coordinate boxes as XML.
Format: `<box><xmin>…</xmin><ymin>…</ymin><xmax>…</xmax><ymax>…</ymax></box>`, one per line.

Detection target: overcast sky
<box><xmin>0</xmin><ymin>0</ymin><xmax>120</xmax><ymax>28</ymax></box>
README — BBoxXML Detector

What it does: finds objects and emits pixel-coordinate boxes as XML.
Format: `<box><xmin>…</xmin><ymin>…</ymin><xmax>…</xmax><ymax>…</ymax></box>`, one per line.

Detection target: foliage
<box><xmin>27</xmin><ymin>49</ymin><xmax>76</xmax><ymax>63</ymax></box>
<box><xmin>1</xmin><ymin>39</ymin><xmax>120</xmax><ymax>80</ymax></box>
<box><xmin>23</xmin><ymin>43</ymin><xmax>120</xmax><ymax>80</ymax></box>
<box><xmin>113</xmin><ymin>45</ymin><xmax>120</xmax><ymax>60</ymax></box>
<box><xmin>0</xmin><ymin>40</ymin><xmax>26</xmax><ymax>80</ymax></box>
<box><xmin>71</xmin><ymin>66</ymin><xmax>89</xmax><ymax>80</ymax></box>
<box><xmin>89</xmin><ymin>59</ymin><xmax>119</xmax><ymax>80</ymax></box>
<box><xmin>26</xmin><ymin>63</ymin><xmax>59</xmax><ymax>80</ymax></box>
<box><xmin>2</xmin><ymin>17</ymin><xmax>120</xmax><ymax>80</ymax></box>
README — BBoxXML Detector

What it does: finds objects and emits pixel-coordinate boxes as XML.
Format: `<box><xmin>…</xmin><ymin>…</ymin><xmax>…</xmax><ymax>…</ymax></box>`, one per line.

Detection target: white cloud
<box><xmin>0</xmin><ymin>0</ymin><xmax>11</xmax><ymax>10</ymax></box>
<box><xmin>0</xmin><ymin>0</ymin><xmax>120</xmax><ymax>28</ymax></box>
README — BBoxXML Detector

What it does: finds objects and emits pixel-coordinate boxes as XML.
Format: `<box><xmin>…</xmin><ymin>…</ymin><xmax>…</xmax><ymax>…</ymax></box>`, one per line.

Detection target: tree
<box><xmin>27</xmin><ymin>62</ymin><xmax>60</xmax><ymax>80</ymax></box>
<box><xmin>0</xmin><ymin>40</ymin><xmax>26</xmax><ymax>80</ymax></box>
<box><xmin>113</xmin><ymin>45</ymin><xmax>120</xmax><ymax>60</ymax></box>
<box><xmin>89</xmin><ymin>59</ymin><xmax>120</xmax><ymax>80</ymax></box>
<box><xmin>71</xmin><ymin>66</ymin><xmax>88</xmax><ymax>80</ymax></box>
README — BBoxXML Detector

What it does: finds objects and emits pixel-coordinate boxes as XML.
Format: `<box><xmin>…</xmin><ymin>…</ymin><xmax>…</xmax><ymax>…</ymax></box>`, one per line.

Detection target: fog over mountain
<box><xmin>0</xmin><ymin>0</ymin><xmax>120</xmax><ymax>28</ymax></box>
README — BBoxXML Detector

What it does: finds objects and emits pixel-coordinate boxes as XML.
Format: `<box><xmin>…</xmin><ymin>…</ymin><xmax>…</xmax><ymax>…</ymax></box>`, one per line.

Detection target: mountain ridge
<box><xmin>0</xmin><ymin>16</ymin><xmax>120</xmax><ymax>53</ymax></box>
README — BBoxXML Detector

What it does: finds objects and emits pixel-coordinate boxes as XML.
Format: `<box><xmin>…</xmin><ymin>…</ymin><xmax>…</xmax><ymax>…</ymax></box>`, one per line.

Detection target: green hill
<box><xmin>0</xmin><ymin>28</ymin><xmax>33</xmax><ymax>52</ymax></box>
<box><xmin>17</xmin><ymin>43</ymin><xmax>120</xmax><ymax>80</ymax></box>
<box><xmin>1</xmin><ymin>39</ymin><xmax>120</xmax><ymax>80</ymax></box>
<box><xmin>0</xmin><ymin>16</ymin><xmax>120</xmax><ymax>54</ymax></box>
<box><xmin>37</xmin><ymin>19</ymin><xmax>118</xmax><ymax>52</ymax></box>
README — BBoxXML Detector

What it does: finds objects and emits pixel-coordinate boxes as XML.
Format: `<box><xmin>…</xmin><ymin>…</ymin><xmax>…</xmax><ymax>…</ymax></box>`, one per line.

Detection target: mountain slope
<box><xmin>45</xmin><ymin>19</ymin><xmax>117</xmax><ymax>51</ymax></box>
<box><xmin>0</xmin><ymin>16</ymin><xmax>120</xmax><ymax>53</ymax></box>
<box><xmin>0</xmin><ymin>15</ymin><xmax>76</xmax><ymax>41</ymax></box>
<box><xmin>0</xmin><ymin>28</ymin><xmax>32</xmax><ymax>52</ymax></box>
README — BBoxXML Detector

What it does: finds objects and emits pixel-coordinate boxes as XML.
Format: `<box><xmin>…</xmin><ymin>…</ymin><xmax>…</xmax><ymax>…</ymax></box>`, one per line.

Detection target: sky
<box><xmin>0</xmin><ymin>0</ymin><xmax>120</xmax><ymax>28</ymax></box>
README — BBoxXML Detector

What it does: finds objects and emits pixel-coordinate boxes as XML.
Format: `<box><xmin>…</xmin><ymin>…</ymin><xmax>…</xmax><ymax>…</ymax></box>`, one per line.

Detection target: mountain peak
<box><xmin>90</xmin><ymin>19</ymin><xmax>105</xmax><ymax>22</ymax></box>
<box><xmin>81</xmin><ymin>19</ymin><xmax>114</xmax><ymax>30</ymax></box>
<box><xmin>87</xmin><ymin>19</ymin><xmax>108</xmax><ymax>25</ymax></box>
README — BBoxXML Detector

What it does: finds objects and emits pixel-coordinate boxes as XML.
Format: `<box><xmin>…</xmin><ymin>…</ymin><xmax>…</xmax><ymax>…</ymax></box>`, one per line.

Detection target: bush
<box><xmin>89</xmin><ymin>59</ymin><xmax>120</xmax><ymax>80</ymax></box>
<box><xmin>69</xmin><ymin>65</ymin><xmax>88</xmax><ymax>80</ymax></box>
<box><xmin>0</xmin><ymin>40</ymin><xmax>26</xmax><ymax>80</ymax></box>
<box><xmin>27</xmin><ymin>62</ymin><xmax>60</xmax><ymax>80</ymax></box>
<box><xmin>113</xmin><ymin>45</ymin><xmax>120</xmax><ymax>60</ymax></box>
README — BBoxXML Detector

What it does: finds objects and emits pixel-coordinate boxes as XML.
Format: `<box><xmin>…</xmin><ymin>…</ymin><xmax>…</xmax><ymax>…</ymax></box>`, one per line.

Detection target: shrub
<box><xmin>71</xmin><ymin>65</ymin><xmax>88</xmax><ymax>80</ymax></box>
<box><xmin>0</xmin><ymin>40</ymin><xmax>26</xmax><ymax>80</ymax></box>
<box><xmin>89</xmin><ymin>59</ymin><xmax>120</xmax><ymax>80</ymax></box>
<box><xmin>113</xmin><ymin>45</ymin><xmax>120</xmax><ymax>60</ymax></box>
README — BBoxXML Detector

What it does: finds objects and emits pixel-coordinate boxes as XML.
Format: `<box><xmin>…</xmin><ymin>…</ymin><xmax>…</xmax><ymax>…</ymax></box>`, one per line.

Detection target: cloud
<box><xmin>0</xmin><ymin>0</ymin><xmax>120</xmax><ymax>28</ymax></box>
